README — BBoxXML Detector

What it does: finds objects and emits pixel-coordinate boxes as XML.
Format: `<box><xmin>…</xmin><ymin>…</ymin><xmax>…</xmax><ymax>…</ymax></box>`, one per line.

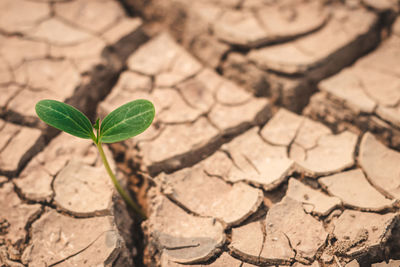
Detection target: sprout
<box><xmin>35</xmin><ymin>99</ymin><xmax>155</xmax><ymax>219</ymax></box>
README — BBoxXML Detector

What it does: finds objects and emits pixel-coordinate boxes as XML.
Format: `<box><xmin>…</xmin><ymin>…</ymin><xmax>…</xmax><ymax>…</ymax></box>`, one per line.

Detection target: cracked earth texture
<box><xmin>1</xmin><ymin>0</ymin><xmax>400</xmax><ymax>266</ymax></box>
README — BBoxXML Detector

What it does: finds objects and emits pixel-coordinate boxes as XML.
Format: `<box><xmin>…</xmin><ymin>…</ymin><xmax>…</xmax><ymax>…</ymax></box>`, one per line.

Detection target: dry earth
<box><xmin>1</xmin><ymin>0</ymin><xmax>400</xmax><ymax>266</ymax></box>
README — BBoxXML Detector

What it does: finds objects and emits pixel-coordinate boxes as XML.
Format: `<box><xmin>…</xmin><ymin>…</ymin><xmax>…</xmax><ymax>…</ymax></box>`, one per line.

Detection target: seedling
<box><xmin>35</xmin><ymin>99</ymin><xmax>155</xmax><ymax>219</ymax></box>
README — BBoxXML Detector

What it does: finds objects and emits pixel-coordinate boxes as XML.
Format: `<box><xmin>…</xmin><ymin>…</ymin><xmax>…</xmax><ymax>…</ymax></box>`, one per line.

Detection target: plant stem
<box><xmin>96</xmin><ymin>142</ymin><xmax>146</xmax><ymax>219</ymax></box>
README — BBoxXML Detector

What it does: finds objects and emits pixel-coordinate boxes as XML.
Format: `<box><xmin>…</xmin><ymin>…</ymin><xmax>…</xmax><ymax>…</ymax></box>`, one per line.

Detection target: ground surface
<box><xmin>1</xmin><ymin>0</ymin><xmax>400</xmax><ymax>266</ymax></box>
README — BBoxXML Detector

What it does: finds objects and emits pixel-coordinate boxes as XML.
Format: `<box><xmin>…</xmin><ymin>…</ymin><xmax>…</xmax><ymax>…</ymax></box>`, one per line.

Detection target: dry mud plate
<box><xmin>1</xmin><ymin>0</ymin><xmax>400</xmax><ymax>266</ymax></box>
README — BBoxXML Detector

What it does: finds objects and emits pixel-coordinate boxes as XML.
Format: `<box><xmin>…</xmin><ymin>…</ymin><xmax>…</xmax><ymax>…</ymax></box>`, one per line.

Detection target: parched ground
<box><xmin>1</xmin><ymin>0</ymin><xmax>400</xmax><ymax>266</ymax></box>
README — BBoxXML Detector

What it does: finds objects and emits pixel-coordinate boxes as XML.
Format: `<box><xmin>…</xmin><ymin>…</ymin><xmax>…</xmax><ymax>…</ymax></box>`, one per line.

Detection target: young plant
<box><xmin>35</xmin><ymin>99</ymin><xmax>155</xmax><ymax>219</ymax></box>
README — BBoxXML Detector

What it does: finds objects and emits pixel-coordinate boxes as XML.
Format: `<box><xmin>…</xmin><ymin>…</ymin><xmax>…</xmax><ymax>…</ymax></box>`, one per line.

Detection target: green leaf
<box><xmin>93</xmin><ymin>118</ymin><xmax>100</xmax><ymax>130</ymax></box>
<box><xmin>35</xmin><ymin>100</ymin><xmax>94</xmax><ymax>140</ymax></box>
<box><xmin>100</xmin><ymin>99</ymin><xmax>155</xmax><ymax>143</ymax></box>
